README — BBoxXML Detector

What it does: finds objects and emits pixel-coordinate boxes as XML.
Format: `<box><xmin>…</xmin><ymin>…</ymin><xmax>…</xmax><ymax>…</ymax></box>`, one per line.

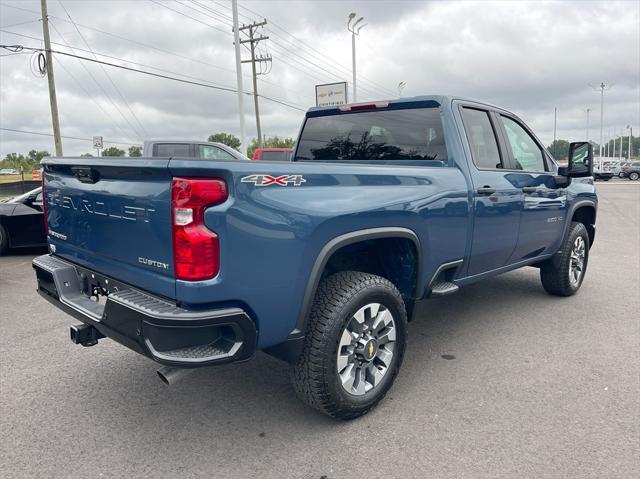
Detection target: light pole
<box><xmin>586</xmin><ymin>108</ymin><xmax>591</xmax><ymax>141</ymax></box>
<box><xmin>398</xmin><ymin>81</ymin><xmax>406</xmax><ymax>98</ymax></box>
<box><xmin>627</xmin><ymin>125</ymin><xmax>633</xmax><ymax>160</ymax></box>
<box><xmin>347</xmin><ymin>13</ymin><xmax>366</xmax><ymax>103</ymax></box>
<box><xmin>553</xmin><ymin>107</ymin><xmax>557</xmax><ymax>157</ymax></box>
<box><xmin>619</xmin><ymin>129</ymin><xmax>622</xmax><ymax>161</ymax></box>
<box><xmin>590</xmin><ymin>82</ymin><xmax>613</xmax><ymax>167</ymax></box>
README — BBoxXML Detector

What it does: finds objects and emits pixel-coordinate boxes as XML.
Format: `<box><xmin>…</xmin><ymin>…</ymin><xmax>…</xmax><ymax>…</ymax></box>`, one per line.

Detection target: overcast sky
<box><xmin>0</xmin><ymin>0</ymin><xmax>639</xmax><ymax>157</ymax></box>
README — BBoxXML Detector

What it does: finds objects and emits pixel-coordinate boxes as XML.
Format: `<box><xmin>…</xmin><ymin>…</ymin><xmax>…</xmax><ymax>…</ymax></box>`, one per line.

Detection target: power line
<box><xmin>57</xmin><ymin>0</ymin><xmax>147</xmax><ymax>139</ymax></box>
<box><xmin>46</xmin><ymin>22</ymin><xmax>143</xmax><ymax>140</ymax></box>
<box><xmin>0</xmin><ymin>4</ymin><xmax>311</xmax><ymax>102</ymax></box>
<box><xmin>148</xmin><ymin>0</ymin><xmax>230</xmax><ymax>36</ymax></box>
<box><xmin>0</xmin><ymin>127</ymin><xmax>140</xmax><ymax>146</ymax></box>
<box><xmin>170</xmin><ymin>0</ymin><xmax>390</xmax><ymax>99</ymax></box>
<box><xmin>0</xmin><ymin>43</ymin><xmax>307</xmax><ymax>112</ymax></box>
<box><xmin>0</xmin><ymin>18</ymin><xmax>41</xmax><ymax>29</ymax></box>
<box><xmin>2</xmin><ymin>28</ymin><xmax>239</xmax><ymax>92</ymax></box>
<box><xmin>233</xmin><ymin>2</ymin><xmax>395</xmax><ymax>97</ymax></box>
<box><xmin>169</xmin><ymin>1</ymin><xmax>366</xmax><ymax>95</ymax></box>
<box><xmin>55</xmin><ymin>55</ymin><xmax>136</xmax><ymax>142</ymax></box>
<box><xmin>0</xmin><ymin>31</ymin><xmax>309</xmax><ymax>110</ymax></box>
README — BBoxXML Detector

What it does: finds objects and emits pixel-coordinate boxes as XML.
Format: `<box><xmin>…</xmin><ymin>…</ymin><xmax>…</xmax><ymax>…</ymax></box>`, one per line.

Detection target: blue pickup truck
<box><xmin>33</xmin><ymin>96</ymin><xmax>597</xmax><ymax>419</ymax></box>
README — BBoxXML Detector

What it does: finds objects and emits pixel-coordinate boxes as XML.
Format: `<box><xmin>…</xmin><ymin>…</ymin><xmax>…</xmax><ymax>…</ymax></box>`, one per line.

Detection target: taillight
<box><xmin>42</xmin><ymin>174</ymin><xmax>48</xmax><ymax>237</ymax></box>
<box><xmin>171</xmin><ymin>177</ymin><xmax>227</xmax><ymax>281</ymax></box>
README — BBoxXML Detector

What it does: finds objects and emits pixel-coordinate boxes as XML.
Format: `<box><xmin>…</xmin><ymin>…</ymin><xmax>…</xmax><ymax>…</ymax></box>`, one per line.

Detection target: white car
<box><xmin>0</xmin><ymin>168</ymin><xmax>18</xmax><ymax>175</ymax></box>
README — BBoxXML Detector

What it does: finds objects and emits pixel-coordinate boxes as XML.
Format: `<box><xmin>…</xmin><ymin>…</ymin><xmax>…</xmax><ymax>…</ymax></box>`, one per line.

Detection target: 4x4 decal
<box><xmin>241</xmin><ymin>174</ymin><xmax>306</xmax><ymax>186</ymax></box>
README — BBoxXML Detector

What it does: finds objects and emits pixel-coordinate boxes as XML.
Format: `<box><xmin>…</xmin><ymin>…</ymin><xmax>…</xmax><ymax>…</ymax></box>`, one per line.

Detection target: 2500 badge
<box><xmin>241</xmin><ymin>174</ymin><xmax>306</xmax><ymax>186</ymax></box>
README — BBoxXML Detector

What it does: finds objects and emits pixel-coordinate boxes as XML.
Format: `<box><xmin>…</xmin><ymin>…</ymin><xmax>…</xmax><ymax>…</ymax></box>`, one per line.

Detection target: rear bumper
<box><xmin>32</xmin><ymin>254</ymin><xmax>256</xmax><ymax>367</ymax></box>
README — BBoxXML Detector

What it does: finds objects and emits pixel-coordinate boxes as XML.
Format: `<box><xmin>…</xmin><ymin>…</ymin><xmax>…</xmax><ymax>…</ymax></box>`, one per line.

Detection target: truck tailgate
<box><xmin>43</xmin><ymin>158</ymin><xmax>175</xmax><ymax>299</ymax></box>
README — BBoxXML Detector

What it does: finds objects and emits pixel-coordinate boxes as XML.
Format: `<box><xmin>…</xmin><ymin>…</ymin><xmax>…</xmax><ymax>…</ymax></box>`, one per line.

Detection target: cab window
<box><xmin>199</xmin><ymin>145</ymin><xmax>235</xmax><ymax>160</ymax></box>
<box><xmin>461</xmin><ymin>108</ymin><xmax>503</xmax><ymax>169</ymax></box>
<box><xmin>154</xmin><ymin>143</ymin><xmax>190</xmax><ymax>157</ymax></box>
<box><xmin>500</xmin><ymin>116</ymin><xmax>547</xmax><ymax>172</ymax></box>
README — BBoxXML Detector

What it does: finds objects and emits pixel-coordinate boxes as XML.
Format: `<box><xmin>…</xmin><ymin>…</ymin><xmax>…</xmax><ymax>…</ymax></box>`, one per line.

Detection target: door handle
<box><xmin>477</xmin><ymin>186</ymin><xmax>496</xmax><ymax>195</ymax></box>
<box><xmin>522</xmin><ymin>186</ymin><xmax>537</xmax><ymax>193</ymax></box>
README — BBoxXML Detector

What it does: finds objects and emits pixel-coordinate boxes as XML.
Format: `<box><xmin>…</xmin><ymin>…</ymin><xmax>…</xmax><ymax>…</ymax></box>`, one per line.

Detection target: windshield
<box><xmin>294</xmin><ymin>107</ymin><xmax>448</xmax><ymax>164</ymax></box>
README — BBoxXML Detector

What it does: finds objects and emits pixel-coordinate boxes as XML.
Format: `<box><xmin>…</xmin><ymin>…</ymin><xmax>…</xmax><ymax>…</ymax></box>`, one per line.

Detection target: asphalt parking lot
<box><xmin>1</xmin><ymin>183</ymin><xmax>638</xmax><ymax>479</ymax></box>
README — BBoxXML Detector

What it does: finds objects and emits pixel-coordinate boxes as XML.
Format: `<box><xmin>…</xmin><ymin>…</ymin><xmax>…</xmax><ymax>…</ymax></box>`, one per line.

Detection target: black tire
<box><xmin>0</xmin><ymin>224</ymin><xmax>8</xmax><ymax>255</ymax></box>
<box><xmin>292</xmin><ymin>271</ymin><xmax>408</xmax><ymax>420</ymax></box>
<box><xmin>629</xmin><ymin>172</ymin><xmax>639</xmax><ymax>181</ymax></box>
<box><xmin>540</xmin><ymin>222</ymin><xmax>589</xmax><ymax>296</ymax></box>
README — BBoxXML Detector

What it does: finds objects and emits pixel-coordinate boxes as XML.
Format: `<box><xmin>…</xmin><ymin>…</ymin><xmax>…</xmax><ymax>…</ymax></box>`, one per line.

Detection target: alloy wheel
<box><xmin>336</xmin><ymin>303</ymin><xmax>396</xmax><ymax>396</ymax></box>
<box><xmin>569</xmin><ymin>236</ymin><xmax>586</xmax><ymax>286</ymax></box>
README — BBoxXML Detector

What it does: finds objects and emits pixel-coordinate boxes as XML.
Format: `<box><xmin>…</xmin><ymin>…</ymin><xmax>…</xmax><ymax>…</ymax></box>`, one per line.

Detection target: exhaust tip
<box><xmin>157</xmin><ymin>369</ymin><xmax>171</xmax><ymax>385</ymax></box>
<box><xmin>157</xmin><ymin>365</ymin><xmax>195</xmax><ymax>386</ymax></box>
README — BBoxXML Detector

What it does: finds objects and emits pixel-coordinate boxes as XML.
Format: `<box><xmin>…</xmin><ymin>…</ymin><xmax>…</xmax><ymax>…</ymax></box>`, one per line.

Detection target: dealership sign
<box><xmin>315</xmin><ymin>82</ymin><xmax>348</xmax><ymax>107</ymax></box>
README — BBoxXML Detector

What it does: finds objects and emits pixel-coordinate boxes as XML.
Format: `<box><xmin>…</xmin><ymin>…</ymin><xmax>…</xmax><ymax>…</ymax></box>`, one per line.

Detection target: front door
<box><xmin>496</xmin><ymin>115</ymin><xmax>566</xmax><ymax>262</ymax></box>
<box><xmin>460</xmin><ymin>106</ymin><xmax>523</xmax><ymax>276</ymax></box>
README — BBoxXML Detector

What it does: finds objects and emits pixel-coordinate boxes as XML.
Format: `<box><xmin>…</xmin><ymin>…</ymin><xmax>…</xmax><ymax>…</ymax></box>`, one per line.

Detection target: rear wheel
<box><xmin>292</xmin><ymin>271</ymin><xmax>408</xmax><ymax>420</ymax></box>
<box><xmin>0</xmin><ymin>225</ymin><xmax>8</xmax><ymax>255</ymax></box>
<box><xmin>540</xmin><ymin>222</ymin><xmax>589</xmax><ymax>296</ymax></box>
<box><xmin>629</xmin><ymin>172</ymin><xmax>639</xmax><ymax>181</ymax></box>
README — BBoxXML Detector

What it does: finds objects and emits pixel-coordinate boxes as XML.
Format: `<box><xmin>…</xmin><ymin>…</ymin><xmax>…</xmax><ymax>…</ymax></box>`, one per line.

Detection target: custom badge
<box><xmin>241</xmin><ymin>174</ymin><xmax>306</xmax><ymax>186</ymax></box>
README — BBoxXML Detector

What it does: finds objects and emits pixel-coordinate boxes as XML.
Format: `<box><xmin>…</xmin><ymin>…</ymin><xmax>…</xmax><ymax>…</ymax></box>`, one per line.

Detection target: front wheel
<box><xmin>540</xmin><ymin>222</ymin><xmax>589</xmax><ymax>296</ymax></box>
<box><xmin>292</xmin><ymin>271</ymin><xmax>408</xmax><ymax>420</ymax></box>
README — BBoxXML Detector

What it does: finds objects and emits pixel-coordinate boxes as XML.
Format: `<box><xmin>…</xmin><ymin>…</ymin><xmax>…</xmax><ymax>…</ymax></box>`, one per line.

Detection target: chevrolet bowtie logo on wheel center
<box><xmin>241</xmin><ymin>174</ymin><xmax>306</xmax><ymax>186</ymax></box>
<box><xmin>364</xmin><ymin>339</ymin><xmax>377</xmax><ymax>361</ymax></box>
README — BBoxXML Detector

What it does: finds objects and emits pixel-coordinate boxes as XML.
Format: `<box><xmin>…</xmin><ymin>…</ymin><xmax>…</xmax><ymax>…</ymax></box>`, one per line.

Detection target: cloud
<box><xmin>1</xmin><ymin>0</ymin><xmax>638</xmax><ymax>157</ymax></box>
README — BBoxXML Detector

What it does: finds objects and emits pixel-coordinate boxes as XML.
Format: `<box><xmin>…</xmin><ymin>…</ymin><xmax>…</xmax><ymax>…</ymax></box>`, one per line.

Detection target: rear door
<box><xmin>496</xmin><ymin>114</ymin><xmax>566</xmax><ymax>262</ymax></box>
<box><xmin>460</xmin><ymin>106</ymin><xmax>523</xmax><ymax>276</ymax></box>
<box><xmin>43</xmin><ymin>158</ymin><xmax>175</xmax><ymax>299</ymax></box>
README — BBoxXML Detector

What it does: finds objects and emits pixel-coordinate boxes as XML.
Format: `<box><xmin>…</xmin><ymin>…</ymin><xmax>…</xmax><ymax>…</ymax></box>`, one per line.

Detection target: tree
<box><xmin>1</xmin><ymin>153</ymin><xmax>26</xmax><ymax>169</ymax></box>
<box><xmin>80</xmin><ymin>153</ymin><xmax>94</xmax><ymax>158</ymax></box>
<box><xmin>1</xmin><ymin>152</ymin><xmax>36</xmax><ymax>172</ymax></box>
<box><xmin>247</xmin><ymin>136</ymin><xmax>295</xmax><ymax>159</ymax></box>
<box><xmin>547</xmin><ymin>140</ymin><xmax>570</xmax><ymax>161</ymax></box>
<box><xmin>27</xmin><ymin>150</ymin><xmax>51</xmax><ymax>164</ymax></box>
<box><xmin>128</xmin><ymin>146</ymin><xmax>142</xmax><ymax>157</ymax></box>
<box><xmin>208</xmin><ymin>132</ymin><xmax>241</xmax><ymax>151</ymax></box>
<box><xmin>102</xmin><ymin>147</ymin><xmax>125</xmax><ymax>157</ymax></box>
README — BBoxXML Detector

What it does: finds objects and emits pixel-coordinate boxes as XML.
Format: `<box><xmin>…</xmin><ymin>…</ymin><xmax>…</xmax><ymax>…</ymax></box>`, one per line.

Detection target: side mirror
<box><xmin>567</xmin><ymin>141</ymin><xmax>593</xmax><ymax>178</ymax></box>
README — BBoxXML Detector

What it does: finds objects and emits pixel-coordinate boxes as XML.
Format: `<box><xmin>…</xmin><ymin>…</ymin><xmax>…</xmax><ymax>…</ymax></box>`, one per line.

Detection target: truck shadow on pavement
<box><xmin>53</xmin><ymin>269</ymin><xmax>555</xmax><ymax>431</ymax></box>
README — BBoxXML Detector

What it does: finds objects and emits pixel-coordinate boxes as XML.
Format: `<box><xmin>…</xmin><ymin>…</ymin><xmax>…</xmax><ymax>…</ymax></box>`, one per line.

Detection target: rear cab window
<box><xmin>153</xmin><ymin>143</ymin><xmax>190</xmax><ymax>157</ymax></box>
<box><xmin>294</xmin><ymin>106</ymin><xmax>448</xmax><ymax>165</ymax></box>
<box><xmin>259</xmin><ymin>151</ymin><xmax>291</xmax><ymax>161</ymax></box>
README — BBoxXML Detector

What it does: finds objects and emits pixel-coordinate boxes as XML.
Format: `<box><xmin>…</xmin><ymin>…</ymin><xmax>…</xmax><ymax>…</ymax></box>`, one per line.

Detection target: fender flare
<box><xmin>292</xmin><ymin>227</ymin><xmax>421</xmax><ymax>338</ymax></box>
<box><xmin>563</xmin><ymin>199</ymin><xmax>597</xmax><ymax>246</ymax></box>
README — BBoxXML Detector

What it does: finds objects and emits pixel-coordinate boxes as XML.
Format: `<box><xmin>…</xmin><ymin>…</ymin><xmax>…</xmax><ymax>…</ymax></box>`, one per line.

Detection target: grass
<box><xmin>0</xmin><ymin>174</ymin><xmax>23</xmax><ymax>184</ymax></box>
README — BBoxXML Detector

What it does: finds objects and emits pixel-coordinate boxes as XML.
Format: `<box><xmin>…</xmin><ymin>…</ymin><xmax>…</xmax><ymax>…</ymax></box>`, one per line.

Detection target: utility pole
<box><xmin>586</xmin><ymin>108</ymin><xmax>591</xmax><ymax>141</ymax></box>
<box><xmin>239</xmin><ymin>20</ymin><xmax>271</xmax><ymax>149</ymax></box>
<box><xmin>231</xmin><ymin>0</ymin><xmax>245</xmax><ymax>155</ymax></box>
<box><xmin>40</xmin><ymin>0</ymin><xmax>62</xmax><ymax>156</ymax></box>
